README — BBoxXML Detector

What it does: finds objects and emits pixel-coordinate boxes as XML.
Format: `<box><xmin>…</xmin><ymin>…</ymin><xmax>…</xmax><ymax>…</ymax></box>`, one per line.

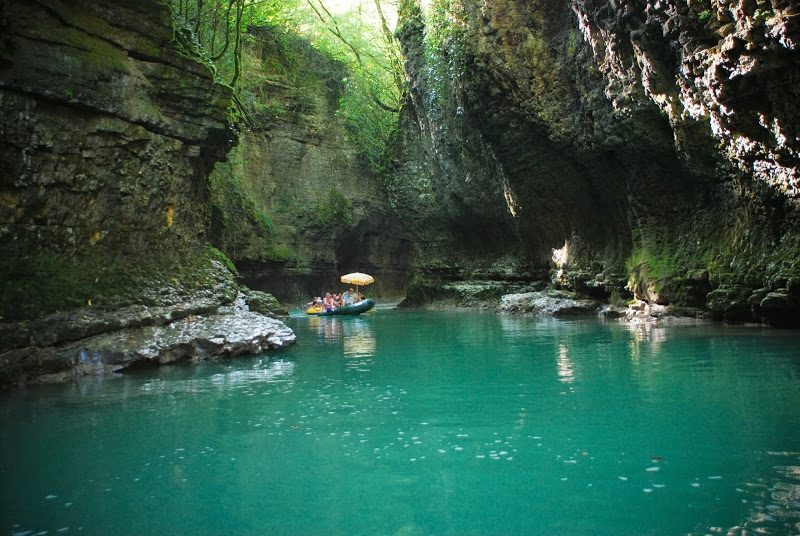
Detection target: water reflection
<box><xmin>556</xmin><ymin>343</ymin><xmax>574</xmax><ymax>383</ymax></box>
<box><xmin>306</xmin><ymin>316</ymin><xmax>377</xmax><ymax>371</ymax></box>
<box><xmin>343</xmin><ymin>321</ymin><xmax>376</xmax><ymax>359</ymax></box>
<box><xmin>626</xmin><ymin>321</ymin><xmax>667</xmax><ymax>363</ymax></box>
<box><xmin>138</xmin><ymin>358</ymin><xmax>295</xmax><ymax>394</ymax></box>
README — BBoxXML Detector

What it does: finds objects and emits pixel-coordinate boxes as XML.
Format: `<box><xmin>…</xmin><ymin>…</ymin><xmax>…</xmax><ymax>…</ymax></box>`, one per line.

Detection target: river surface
<box><xmin>2</xmin><ymin>310</ymin><xmax>800</xmax><ymax>535</ymax></box>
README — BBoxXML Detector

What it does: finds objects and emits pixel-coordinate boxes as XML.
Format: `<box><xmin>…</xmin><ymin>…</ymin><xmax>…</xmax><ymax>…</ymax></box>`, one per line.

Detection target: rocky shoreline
<box><xmin>0</xmin><ymin>289</ymin><xmax>295</xmax><ymax>388</ymax></box>
<box><xmin>399</xmin><ymin>278</ymin><xmax>765</xmax><ymax>326</ymax></box>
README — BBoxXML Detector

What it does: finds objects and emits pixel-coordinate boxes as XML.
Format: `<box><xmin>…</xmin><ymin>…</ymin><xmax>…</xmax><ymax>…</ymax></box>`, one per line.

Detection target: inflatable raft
<box><xmin>306</xmin><ymin>299</ymin><xmax>375</xmax><ymax>316</ymax></box>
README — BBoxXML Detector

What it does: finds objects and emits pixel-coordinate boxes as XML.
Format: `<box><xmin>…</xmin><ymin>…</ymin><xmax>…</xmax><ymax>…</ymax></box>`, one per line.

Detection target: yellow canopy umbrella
<box><xmin>341</xmin><ymin>272</ymin><xmax>374</xmax><ymax>299</ymax></box>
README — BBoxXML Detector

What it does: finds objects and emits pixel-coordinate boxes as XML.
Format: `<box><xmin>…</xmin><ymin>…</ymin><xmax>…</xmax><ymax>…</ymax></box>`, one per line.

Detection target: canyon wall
<box><xmin>0</xmin><ymin>0</ymin><xmax>236</xmax><ymax>322</ymax></box>
<box><xmin>206</xmin><ymin>29</ymin><xmax>414</xmax><ymax>303</ymax></box>
<box><xmin>392</xmin><ymin>0</ymin><xmax>800</xmax><ymax>325</ymax></box>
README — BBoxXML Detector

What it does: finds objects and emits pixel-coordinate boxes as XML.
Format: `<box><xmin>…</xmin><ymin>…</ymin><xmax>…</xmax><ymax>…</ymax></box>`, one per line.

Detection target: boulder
<box><xmin>241</xmin><ymin>288</ymin><xmax>289</xmax><ymax>318</ymax></box>
<box><xmin>705</xmin><ymin>286</ymin><xmax>754</xmax><ymax>322</ymax></box>
<box><xmin>498</xmin><ymin>290</ymin><xmax>602</xmax><ymax>317</ymax></box>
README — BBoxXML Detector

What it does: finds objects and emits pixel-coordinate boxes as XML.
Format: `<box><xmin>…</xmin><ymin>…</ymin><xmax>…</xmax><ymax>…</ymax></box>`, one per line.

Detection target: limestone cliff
<box><xmin>206</xmin><ymin>28</ymin><xmax>414</xmax><ymax>303</ymax></box>
<box><xmin>0</xmin><ymin>0</ymin><xmax>236</xmax><ymax>322</ymax></box>
<box><xmin>392</xmin><ymin>0</ymin><xmax>800</xmax><ymax>325</ymax></box>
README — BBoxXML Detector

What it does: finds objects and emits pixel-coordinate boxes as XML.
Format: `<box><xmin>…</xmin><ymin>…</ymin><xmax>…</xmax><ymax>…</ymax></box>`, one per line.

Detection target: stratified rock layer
<box><xmin>0</xmin><ymin>0</ymin><xmax>234</xmax><ymax>320</ymax></box>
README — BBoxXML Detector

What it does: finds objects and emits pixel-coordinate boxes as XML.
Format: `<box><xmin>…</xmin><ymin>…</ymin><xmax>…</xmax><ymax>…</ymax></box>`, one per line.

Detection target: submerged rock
<box><xmin>0</xmin><ymin>293</ymin><xmax>295</xmax><ymax>386</ymax></box>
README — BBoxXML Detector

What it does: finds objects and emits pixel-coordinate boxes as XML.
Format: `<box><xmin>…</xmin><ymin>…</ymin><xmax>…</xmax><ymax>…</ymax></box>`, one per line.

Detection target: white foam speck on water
<box><xmin>646</xmin><ymin>466</ymin><xmax>660</xmax><ymax>472</ymax></box>
<box><xmin>507</xmin><ymin>457</ymin><xmax>513</xmax><ymax>461</ymax></box>
<box><xmin>643</xmin><ymin>488</ymin><xmax>653</xmax><ymax>493</ymax></box>
<box><xmin>45</xmin><ymin>494</ymin><xmax>57</xmax><ymax>500</ymax></box>
<box><xmin>564</xmin><ymin>459</ymin><xmax>577</xmax><ymax>464</ymax></box>
<box><xmin>618</xmin><ymin>476</ymin><xmax>628</xmax><ymax>481</ymax></box>
<box><xmin>454</xmin><ymin>446</ymin><xmax>463</xmax><ymax>451</ymax></box>
<box><xmin>707</xmin><ymin>475</ymin><xmax>722</xmax><ymax>480</ymax></box>
<box><xmin>476</xmin><ymin>455</ymin><xmax>485</xmax><ymax>459</ymax></box>
<box><xmin>499</xmin><ymin>451</ymin><xmax>508</xmax><ymax>456</ymax></box>
<box><xmin>58</xmin><ymin>527</ymin><xmax>69</xmax><ymax>532</ymax></box>
<box><xmin>65</xmin><ymin>503</ymin><xmax>72</xmax><ymax>507</ymax></box>
<box><xmin>653</xmin><ymin>484</ymin><xmax>665</xmax><ymax>488</ymax></box>
<box><xmin>410</xmin><ymin>458</ymin><xmax>416</xmax><ymax>462</ymax></box>
<box><xmin>421</xmin><ymin>422</ymin><xmax>429</xmax><ymax>425</ymax></box>
<box><xmin>437</xmin><ymin>449</ymin><xmax>446</xmax><ymax>454</ymax></box>
<box><xmin>560</xmin><ymin>477</ymin><xmax>568</xmax><ymax>481</ymax></box>
<box><xmin>691</xmin><ymin>482</ymin><xmax>700</xmax><ymax>487</ymax></box>
<box><xmin>12</xmin><ymin>531</ymin><xmax>32</xmax><ymax>536</ymax></box>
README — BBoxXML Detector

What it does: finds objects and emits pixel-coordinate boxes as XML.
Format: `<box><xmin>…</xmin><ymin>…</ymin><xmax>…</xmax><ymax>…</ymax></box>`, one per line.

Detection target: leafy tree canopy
<box><xmin>167</xmin><ymin>0</ymin><xmax>406</xmax><ymax>172</ymax></box>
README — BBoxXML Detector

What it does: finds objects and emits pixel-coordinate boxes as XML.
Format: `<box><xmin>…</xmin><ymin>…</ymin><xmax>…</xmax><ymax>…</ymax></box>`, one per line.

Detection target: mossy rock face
<box><xmin>0</xmin><ymin>0</ymin><xmax>234</xmax><ymax>321</ymax></box>
<box><xmin>241</xmin><ymin>288</ymin><xmax>288</xmax><ymax>318</ymax></box>
<box><xmin>706</xmin><ymin>285</ymin><xmax>755</xmax><ymax>322</ymax></box>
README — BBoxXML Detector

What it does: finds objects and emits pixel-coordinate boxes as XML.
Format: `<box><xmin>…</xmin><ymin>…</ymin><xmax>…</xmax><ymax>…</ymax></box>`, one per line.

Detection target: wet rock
<box><xmin>241</xmin><ymin>287</ymin><xmax>289</xmax><ymax>318</ymax></box>
<box><xmin>498</xmin><ymin>291</ymin><xmax>602</xmax><ymax>317</ymax></box>
<box><xmin>705</xmin><ymin>285</ymin><xmax>754</xmax><ymax>322</ymax></box>
<box><xmin>0</xmin><ymin>267</ymin><xmax>238</xmax><ymax>354</ymax></box>
<box><xmin>0</xmin><ymin>293</ymin><xmax>295</xmax><ymax>386</ymax></box>
<box><xmin>401</xmin><ymin>280</ymin><xmax>546</xmax><ymax>309</ymax></box>
<box><xmin>758</xmin><ymin>290</ymin><xmax>800</xmax><ymax>327</ymax></box>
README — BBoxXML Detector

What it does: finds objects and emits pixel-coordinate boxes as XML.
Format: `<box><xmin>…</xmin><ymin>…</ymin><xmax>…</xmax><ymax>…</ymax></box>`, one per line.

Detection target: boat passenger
<box><xmin>342</xmin><ymin>289</ymin><xmax>354</xmax><ymax>305</ymax></box>
<box><xmin>323</xmin><ymin>292</ymin><xmax>336</xmax><ymax>311</ymax></box>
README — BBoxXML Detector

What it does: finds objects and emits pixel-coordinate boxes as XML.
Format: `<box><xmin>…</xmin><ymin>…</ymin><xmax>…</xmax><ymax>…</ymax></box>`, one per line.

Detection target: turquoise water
<box><xmin>1</xmin><ymin>310</ymin><xmax>799</xmax><ymax>536</ymax></box>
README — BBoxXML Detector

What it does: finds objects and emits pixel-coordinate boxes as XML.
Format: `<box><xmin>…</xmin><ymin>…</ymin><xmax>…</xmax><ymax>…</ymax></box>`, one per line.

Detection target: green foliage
<box><xmin>206</xmin><ymin>245</ymin><xmax>238</xmax><ymax>274</ymax></box>
<box><xmin>420</xmin><ymin>0</ymin><xmax>468</xmax><ymax>114</ymax></box>
<box><xmin>698</xmin><ymin>10</ymin><xmax>712</xmax><ymax>22</ymax></box>
<box><xmin>567</xmin><ymin>29</ymin><xmax>579</xmax><ymax>57</ymax></box>
<box><xmin>753</xmin><ymin>7</ymin><xmax>773</xmax><ymax>21</ymax></box>
<box><xmin>165</xmin><ymin>0</ymin><xmax>405</xmax><ymax>173</ymax></box>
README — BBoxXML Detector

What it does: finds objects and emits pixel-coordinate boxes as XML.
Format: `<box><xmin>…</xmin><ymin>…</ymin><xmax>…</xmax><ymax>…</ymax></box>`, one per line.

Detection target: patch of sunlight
<box><xmin>552</xmin><ymin>240</ymin><xmax>569</xmax><ymax>278</ymax></box>
<box><xmin>503</xmin><ymin>185</ymin><xmax>520</xmax><ymax>217</ymax></box>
